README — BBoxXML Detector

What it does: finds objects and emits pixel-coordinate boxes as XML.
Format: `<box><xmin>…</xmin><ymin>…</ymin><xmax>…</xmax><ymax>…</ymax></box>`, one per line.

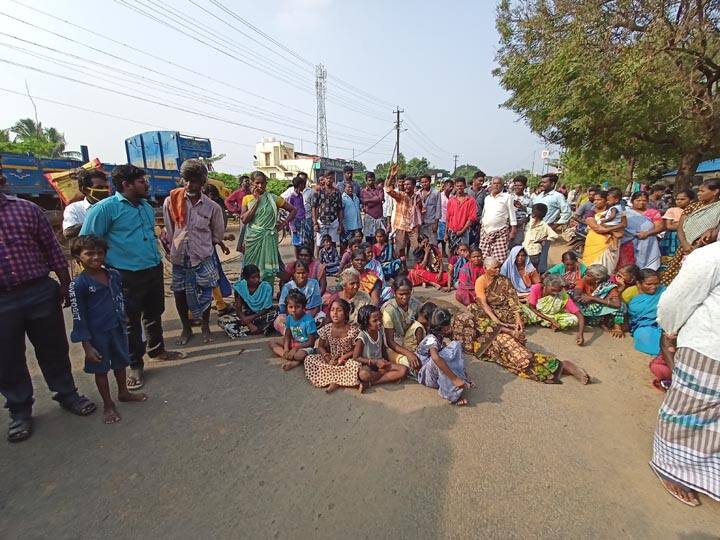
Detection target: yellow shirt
<box><xmin>621</xmin><ymin>285</ymin><xmax>639</xmax><ymax>304</ymax></box>
<box><xmin>522</xmin><ymin>219</ymin><xmax>559</xmax><ymax>256</ymax></box>
<box><xmin>241</xmin><ymin>194</ymin><xmax>284</xmax><ymax>208</ymax></box>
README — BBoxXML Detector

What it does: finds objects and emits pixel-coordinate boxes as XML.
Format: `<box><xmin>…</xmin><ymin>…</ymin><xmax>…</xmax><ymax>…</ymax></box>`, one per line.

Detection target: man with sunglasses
<box><xmin>62</xmin><ymin>168</ymin><xmax>111</xmax><ymax>241</ymax></box>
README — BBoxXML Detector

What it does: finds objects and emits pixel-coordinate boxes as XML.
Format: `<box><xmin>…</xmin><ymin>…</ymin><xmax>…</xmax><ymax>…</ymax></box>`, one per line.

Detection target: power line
<box><xmin>354</xmin><ymin>127</ymin><xmax>396</xmax><ymax>159</ymax></box>
<box><xmin>405</xmin><ymin>114</ymin><xmax>453</xmax><ymax>155</ymax></box>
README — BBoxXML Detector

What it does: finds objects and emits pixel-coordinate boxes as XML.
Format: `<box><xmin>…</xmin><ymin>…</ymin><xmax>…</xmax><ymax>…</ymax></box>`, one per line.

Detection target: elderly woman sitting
<box><xmin>521</xmin><ymin>274</ymin><xmax>586</xmax><ymax>346</ymax></box>
<box><xmin>500</xmin><ymin>246</ymin><xmax>541</xmax><ymax>298</ymax></box>
<box><xmin>452</xmin><ymin>257</ymin><xmax>590</xmax><ymax>384</ymax></box>
<box><xmin>573</xmin><ymin>263</ymin><xmax>625</xmax><ymax>338</ymax></box>
<box><xmin>322</xmin><ymin>268</ymin><xmax>372</xmax><ymax>325</ymax></box>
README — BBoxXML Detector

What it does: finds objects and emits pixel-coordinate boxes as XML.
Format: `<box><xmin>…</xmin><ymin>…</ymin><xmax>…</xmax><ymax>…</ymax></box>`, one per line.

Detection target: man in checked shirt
<box><xmin>0</xmin><ymin>172</ymin><xmax>97</xmax><ymax>442</ymax></box>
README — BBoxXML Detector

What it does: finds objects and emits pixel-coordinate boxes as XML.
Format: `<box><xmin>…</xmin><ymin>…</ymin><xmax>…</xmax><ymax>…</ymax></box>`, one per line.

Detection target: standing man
<box><xmin>572</xmin><ymin>185</ymin><xmax>600</xmax><ymax>235</ymax></box>
<box><xmin>360</xmin><ymin>171</ymin><xmax>385</xmax><ymax>243</ymax></box>
<box><xmin>648</xmin><ymin>184</ymin><xmax>669</xmax><ymax>213</ymax></box>
<box><xmin>0</xmin><ymin>172</ymin><xmax>96</xmax><ymax>442</ymax></box>
<box><xmin>312</xmin><ymin>170</ymin><xmax>344</xmax><ymax>257</ymax></box>
<box><xmin>438</xmin><ymin>179</ymin><xmax>454</xmax><ymax>256</ymax></box>
<box><xmin>163</xmin><ymin>159</ymin><xmax>229</xmax><ymax>346</ymax></box>
<box><xmin>338</xmin><ymin>165</ymin><xmax>361</xmax><ymax>197</ymax></box>
<box><xmin>341</xmin><ymin>180</ymin><xmax>362</xmax><ymax>249</ymax></box>
<box><xmin>81</xmin><ymin>164</ymin><xmax>184</xmax><ymax>391</ymax></box>
<box><xmin>62</xmin><ymin>169</ymin><xmax>111</xmax><ymax>240</ymax></box>
<box><xmin>531</xmin><ymin>173</ymin><xmax>572</xmax><ymax>272</ymax></box>
<box><xmin>385</xmin><ymin>176</ymin><xmax>422</xmax><ymax>259</ymax></box>
<box><xmin>510</xmin><ymin>175</ymin><xmax>532</xmax><ymax>247</ymax></box>
<box><xmin>445</xmin><ymin>177</ymin><xmax>477</xmax><ymax>252</ymax></box>
<box><xmin>224</xmin><ymin>174</ymin><xmax>251</xmax><ymax>216</ymax></box>
<box><xmin>467</xmin><ymin>170</ymin><xmax>487</xmax><ymax>245</ymax></box>
<box><xmin>480</xmin><ymin>176</ymin><xmax>517</xmax><ymax>263</ymax></box>
<box><xmin>418</xmin><ymin>174</ymin><xmax>441</xmax><ymax>246</ymax></box>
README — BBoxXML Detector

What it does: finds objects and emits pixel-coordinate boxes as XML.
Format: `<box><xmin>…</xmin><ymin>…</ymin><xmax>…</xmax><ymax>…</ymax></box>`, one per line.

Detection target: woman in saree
<box><xmin>282</xmin><ymin>244</ymin><xmax>327</xmax><ymax>295</ymax></box>
<box><xmin>582</xmin><ymin>191</ymin><xmax>626</xmax><ymax>272</ymax></box>
<box><xmin>627</xmin><ymin>269</ymin><xmax>665</xmax><ymax>356</ymax></box>
<box><xmin>546</xmin><ymin>251</ymin><xmax>586</xmax><ymax>291</ymax></box>
<box><xmin>452</xmin><ymin>257</ymin><xmax>590</xmax><ymax>384</ymax></box>
<box><xmin>232</xmin><ymin>264</ymin><xmax>279</xmax><ymax>335</ymax></box>
<box><xmin>573</xmin><ymin>264</ymin><xmax>625</xmax><ymax>338</ymax></box>
<box><xmin>661</xmin><ymin>179</ymin><xmax>720</xmax><ymax>285</ymax></box>
<box><xmin>349</xmin><ymin>247</ymin><xmax>393</xmax><ymax>305</ymax></box>
<box><xmin>658</xmin><ymin>189</ymin><xmax>696</xmax><ymax>267</ymax></box>
<box><xmin>240</xmin><ymin>171</ymin><xmax>296</xmax><ymax>284</ymax></box>
<box><xmin>322</xmin><ymin>268</ymin><xmax>372</xmax><ymax>325</ymax></box>
<box><xmin>455</xmin><ymin>246</ymin><xmax>484</xmax><ymax>306</ymax></box>
<box><xmin>372</xmin><ymin>228</ymin><xmax>403</xmax><ymax>279</ymax></box>
<box><xmin>408</xmin><ymin>234</ymin><xmax>448</xmax><ymax>288</ymax></box>
<box><xmin>624</xmin><ymin>191</ymin><xmax>662</xmax><ymax>271</ymax></box>
<box><xmin>382</xmin><ymin>277</ymin><xmax>423</xmax><ymax>371</ymax></box>
<box><xmin>521</xmin><ymin>274</ymin><xmax>585</xmax><ymax>346</ymax></box>
<box><xmin>499</xmin><ymin>245</ymin><xmax>540</xmax><ymax>298</ymax></box>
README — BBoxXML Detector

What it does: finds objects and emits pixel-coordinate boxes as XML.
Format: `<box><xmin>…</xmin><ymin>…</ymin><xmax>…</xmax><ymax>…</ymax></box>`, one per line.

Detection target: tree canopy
<box><xmin>494</xmin><ymin>0</ymin><xmax>720</xmax><ymax>190</ymax></box>
<box><xmin>0</xmin><ymin>118</ymin><xmax>68</xmax><ymax>158</ymax></box>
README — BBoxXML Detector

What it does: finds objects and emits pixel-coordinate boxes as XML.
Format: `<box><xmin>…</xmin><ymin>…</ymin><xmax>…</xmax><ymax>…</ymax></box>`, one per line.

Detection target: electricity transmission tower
<box><xmin>315</xmin><ymin>64</ymin><xmax>329</xmax><ymax>157</ymax></box>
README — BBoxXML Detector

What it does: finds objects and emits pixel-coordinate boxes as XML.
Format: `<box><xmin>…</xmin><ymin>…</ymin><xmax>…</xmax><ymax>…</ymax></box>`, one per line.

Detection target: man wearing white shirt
<box><xmin>651</xmin><ymin>241</ymin><xmax>720</xmax><ymax>507</ymax></box>
<box><xmin>62</xmin><ymin>169</ymin><xmax>110</xmax><ymax>240</ymax></box>
<box><xmin>479</xmin><ymin>176</ymin><xmax>516</xmax><ymax>263</ymax></box>
<box><xmin>531</xmin><ymin>173</ymin><xmax>571</xmax><ymax>272</ymax></box>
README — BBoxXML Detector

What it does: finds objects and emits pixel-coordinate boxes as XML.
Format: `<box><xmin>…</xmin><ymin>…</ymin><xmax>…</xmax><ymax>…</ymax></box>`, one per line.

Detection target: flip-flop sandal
<box><xmin>154</xmin><ymin>351</ymin><xmax>186</xmax><ymax>362</ymax></box>
<box><xmin>127</xmin><ymin>370</ymin><xmax>144</xmax><ymax>391</ymax></box>
<box><xmin>59</xmin><ymin>395</ymin><xmax>97</xmax><ymax>416</ymax></box>
<box><xmin>7</xmin><ymin>418</ymin><xmax>33</xmax><ymax>442</ymax></box>
<box><xmin>650</xmin><ymin>466</ymin><xmax>700</xmax><ymax>507</ymax></box>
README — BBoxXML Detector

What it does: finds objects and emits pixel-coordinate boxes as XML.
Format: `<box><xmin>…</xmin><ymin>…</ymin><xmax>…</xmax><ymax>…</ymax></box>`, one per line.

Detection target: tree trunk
<box><xmin>675</xmin><ymin>149</ymin><xmax>703</xmax><ymax>192</ymax></box>
<box><xmin>626</xmin><ymin>155</ymin><xmax>635</xmax><ymax>187</ymax></box>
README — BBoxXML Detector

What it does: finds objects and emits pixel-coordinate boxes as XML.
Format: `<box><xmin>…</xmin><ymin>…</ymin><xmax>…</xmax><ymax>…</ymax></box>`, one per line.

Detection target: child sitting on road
<box><xmin>69</xmin><ymin>236</ymin><xmax>147</xmax><ymax>425</ymax></box>
<box><xmin>372</xmin><ymin>228</ymin><xmax>403</xmax><ymax>279</ymax></box>
<box><xmin>353</xmin><ymin>305</ymin><xmax>408</xmax><ymax>389</ymax></box>
<box><xmin>319</xmin><ymin>234</ymin><xmax>340</xmax><ymax>276</ymax></box>
<box><xmin>269</xmin><ymin>289</ymin><xmax>318</xmax><ymax>371</ymax></box>
<box><xmin>445</xmin><ymin>243</ymin><xmax>470</xmax><ymax>292</ymax></box>
<box><xmin>416</xmin><ymin>308</ymin><xmax>474</xmax><ymax>406</ymax></box>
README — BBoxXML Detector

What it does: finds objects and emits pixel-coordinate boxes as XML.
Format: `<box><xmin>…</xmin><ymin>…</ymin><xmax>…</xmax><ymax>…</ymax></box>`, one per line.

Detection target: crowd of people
<box><xmin>1</xmin><ymin>159</ymin><xmax>718</xmax><ymax>508</ymax></box>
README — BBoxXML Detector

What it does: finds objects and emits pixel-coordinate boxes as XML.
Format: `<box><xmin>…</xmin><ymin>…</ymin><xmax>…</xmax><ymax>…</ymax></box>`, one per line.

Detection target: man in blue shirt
<box><xmin>530</xmin><ymin>173</ymin><xmax>572</xmax><ymax>272</ymax></box>
<box><xmin>81</xmin><ymin>165</ymin><xmax>183</xmax><ymax>390</ymax></box>
<box><xmin>341</xmin><ymin>180</ymin><xmax>362</xmax><ymax>248</ymax></box>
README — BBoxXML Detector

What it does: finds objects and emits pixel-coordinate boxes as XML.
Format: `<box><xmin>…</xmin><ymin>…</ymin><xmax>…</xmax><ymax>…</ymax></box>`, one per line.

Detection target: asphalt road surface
<box><xmin>1</xmin><ymin>237</ymin><xmax>718</xmax><ymax>539</ymax></box>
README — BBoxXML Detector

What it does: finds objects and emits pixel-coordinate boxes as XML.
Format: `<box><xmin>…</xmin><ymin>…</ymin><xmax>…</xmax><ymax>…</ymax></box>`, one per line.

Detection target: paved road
<box><xmin>1</xmin><ymin>237</ymin><xmax>718</xmax><ymax>539</ymax></box>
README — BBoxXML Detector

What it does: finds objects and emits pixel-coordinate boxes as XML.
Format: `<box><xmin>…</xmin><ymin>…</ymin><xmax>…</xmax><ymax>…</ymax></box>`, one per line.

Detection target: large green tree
<box><xmin>495</xmin><ymin>0</ymin><xmax>720</xmax><ymax>190</ymax></box>
<box><xmin>452</xmin><ymin>163</ymin><xmax>482</xmax><ymax>179</ymax></box>
<box><xmin>2</xmin><ymin>118</ymin><xmax>68</xmax><ymax>158</ymax></box>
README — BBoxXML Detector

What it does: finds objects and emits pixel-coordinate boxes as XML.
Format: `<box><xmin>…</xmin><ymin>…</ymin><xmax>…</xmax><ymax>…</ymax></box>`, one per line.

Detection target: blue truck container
<box><xmin>0</xmin><ymin>131</ymin><xmax>213</xmax><ymax>207</ymax></box>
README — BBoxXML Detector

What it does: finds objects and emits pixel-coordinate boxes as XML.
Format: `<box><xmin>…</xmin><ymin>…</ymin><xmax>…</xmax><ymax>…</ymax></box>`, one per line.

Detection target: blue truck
<box><xmin>0</xmin><ymin>130</ymin><xmax>212</xmax><ymax>208</ymax></box>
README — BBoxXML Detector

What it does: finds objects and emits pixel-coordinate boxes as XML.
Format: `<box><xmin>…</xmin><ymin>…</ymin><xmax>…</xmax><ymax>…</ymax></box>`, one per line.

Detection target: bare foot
<box><xmin>103</xmin><ymin>404</ymin><xmax>121</xmax><ymax>424</ymax></box>
<box><xmin>453</xmin><ymin>397</ymin><xmax>468</xmax><ymax>406</ymax></box>
<box><xmin>609</xmin><ymin>324</ymin><xmax>625</xmax><ymax>339</ymax></box>
<box><xmin>176</xmin><ymin>328</ymin><xmax>193</xmax><ymax>346</ymax></box>
<box><xmin>282</xmin><ymin>360</ymin><xmax>301</xmax><ymax>371</ymax></box>
<box><xmin>118</xmin><ymin>392</ymin><xmax>148</xmax><ymax>403</ymax></box>
<box><xmin>563</xmin><ymin>361</ymin><xmax>591</xmax><ymax>385</ymax></box>
<box><xmin>325</xmin><ymin>383</ymin><xmax>340</xmax><ymax>394</ymax></box>
<box><xmin>201</xmin><ymin>326</ymin><xmax>214</xmax><ymax>343</ymax></box>
<box><xmin>358</xmin><ymin>382</ymin><xmax>366</xmax><ymax>394</ymax></box>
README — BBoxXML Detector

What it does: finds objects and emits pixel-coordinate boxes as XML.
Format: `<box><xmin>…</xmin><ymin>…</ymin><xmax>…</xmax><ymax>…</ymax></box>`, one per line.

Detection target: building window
<box><xmin>269</xmin><ymin>172</ymin><xmax>276</xmax><ymax>178</ymax></box>
<box><xmin>283</xmin><ymin>154</ymin><xmax>288</xmax><ymax>159</ymax></box>
<box><xmin>264</xmin><ymin>152</ymin><xmax>271</xmax><ymax>166</ymax></box>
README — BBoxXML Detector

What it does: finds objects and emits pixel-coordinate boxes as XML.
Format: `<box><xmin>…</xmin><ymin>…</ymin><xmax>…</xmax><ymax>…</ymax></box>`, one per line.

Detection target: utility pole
<box><xmin>393</xmin><ymin>106</ymin><xmax>404</xmax><ymax>164</ymax></box>
<box><xmin>315</xmin><ymin>64</ymin><xmax>329</xmax><ymax>157</ymax></box>
<box><xmin>453</xmin><ymin>154</ymin><xmax>459</xmax><ymax>174</ymax></box>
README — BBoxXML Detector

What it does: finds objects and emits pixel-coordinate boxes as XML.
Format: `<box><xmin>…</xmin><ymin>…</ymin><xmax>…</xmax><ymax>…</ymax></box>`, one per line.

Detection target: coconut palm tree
<box><xmin>10</xmin><ymin>118</ymin><xmax>67</xmax><ymax>157</ymax></box>
<box><xmin>11</xmin><ymin>118</ymin><xmax>42</xmax><ymax>139</ymax></box>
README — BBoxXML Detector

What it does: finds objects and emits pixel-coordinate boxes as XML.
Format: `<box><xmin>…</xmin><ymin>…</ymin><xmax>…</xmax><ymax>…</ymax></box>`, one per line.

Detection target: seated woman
<box><xmin>349</xmin><ymin>247</ymin><xmax>392</xmax><ymax>305</ymax></box>
<box><xmin>274</xmin><ymin>261</ymin><xmax>323</xmax><ymax>334</ymax></box>
<box><xmin>627</xmin><ymin>268</ymin><xmax>665</xmax><ymax>356</ymax></box>
<box><xmin>452</xmin><ymin>257</ymin><xmax>590</xmax><ymax>385</ymax></box>
<box><xmin>455</xmin><ymin>246</ymin><xmax>484</xmax><ymax>306</ymax></box>
<box><xmin>372</xmin><ymin>229</ymin><xmax>403</xmax><ymax>279</ymax></box>
<box><xmin>408</xmin><ymin>234</ymin><xmax>448</xmax><ymax>288</ymax></box>
<box><xmin>382</xmin><ymin>277</ymin><xmax>422</xmax><ymax>371</ymax></box>
<box><xmin>339</xmin><ymin>237</ymin><xmax>364</xmax><ymax>273</ymax></box>
<box><xmin>573</xmin><ymin>264</ymin><xmax>625</xmax><ymax>338</ymax></box>
<box><xmin>521</xmin><ymin>274</ymin><xmax>585</xmax><ymax>346</ymax></box>
<box><xmin>500</xmin><ymin>245</ymin><xmax>541</xmax><ymax>298</ymax></box>
<box><xmin>282</xmin><ymin>244</ymin><xmax>327</xmax><ymax>295</ymax></box>
<box><xmin>304</xmin><ymin>299</ymin><xmax>363</xmax><ymax>393</ymax></box>
<box><xmin>612</xmin><ymin>264</ymin><xmax>641</xmax><ymax>304</ymax></box>
<box><xmin>546</xmin><ymin>250</ymin><xmax>586</xmax><ymax>291</ymax></box>
<box><xmin>231</xmin><ymin>264</ymin><xmax>279</xmax><ymax>335</ymax></box>
<box><xmin>322</xmin><ymin>268</ymin><xmax>372</xmax><ymax>325</ymax></box>
<box><xmin>362</xmin><ymin>243</ymin><xmax>394</xmax><ymax>302</ymax></box>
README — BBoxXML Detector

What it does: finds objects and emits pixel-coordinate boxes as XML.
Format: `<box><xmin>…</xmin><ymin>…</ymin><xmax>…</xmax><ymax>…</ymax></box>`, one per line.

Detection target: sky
<box><xmin>0</xmin><ymin>0</ymin><xmax>546</xmax><ymax>176</ymax></box>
